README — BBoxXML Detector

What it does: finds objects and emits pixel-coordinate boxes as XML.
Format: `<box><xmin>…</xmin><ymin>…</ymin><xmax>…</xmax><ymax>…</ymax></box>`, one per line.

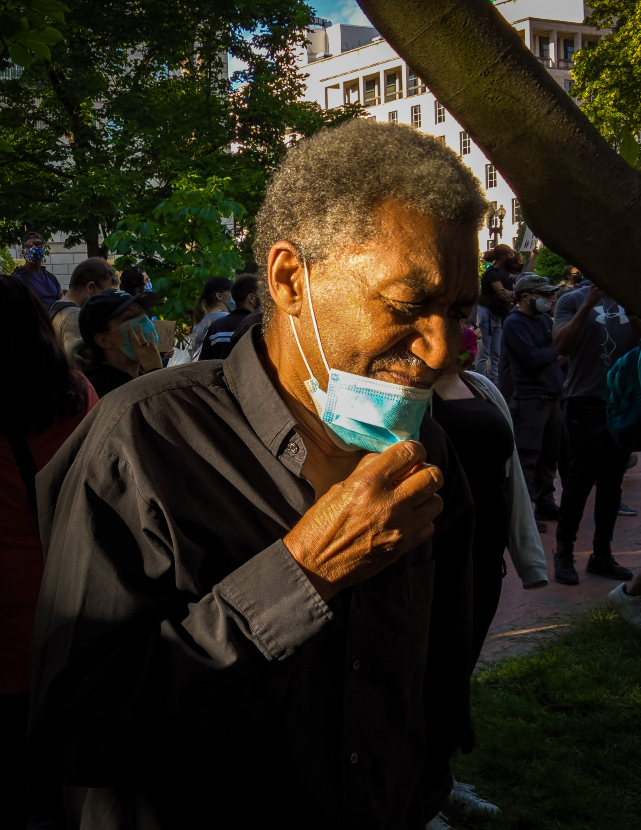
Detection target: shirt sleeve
<box><xmin>30</xmin><ymin>443</ymin><xmax>335</xmax><ymax>783</ymax></box>
<box><xmin>503</xmin><ymin>316</ymin><xmax>558</xmax><ymax>367</ymax></box>
<box><xmin>553</xmin><ymin>292</ymin><xmax>580</xmax><ymax>325</ymax></box>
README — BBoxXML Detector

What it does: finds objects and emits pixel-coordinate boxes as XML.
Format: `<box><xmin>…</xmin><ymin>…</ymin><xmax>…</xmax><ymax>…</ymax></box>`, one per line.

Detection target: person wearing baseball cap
<box><xmin>76</xmin><ymin>288</ymin><xmax>162</xmax><ymax>398</ymax></box>
<box><xmin>501</xmin><ymin>273</ymin><xmax>563</xmax><ymax>535</ymax></box>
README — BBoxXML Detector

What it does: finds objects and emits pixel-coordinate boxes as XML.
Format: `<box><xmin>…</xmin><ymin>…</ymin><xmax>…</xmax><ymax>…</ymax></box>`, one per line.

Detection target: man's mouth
<box><xmin>370</xmin><ymin>369</ymin><xmax>439</xmax><ymax>389</ymax></box>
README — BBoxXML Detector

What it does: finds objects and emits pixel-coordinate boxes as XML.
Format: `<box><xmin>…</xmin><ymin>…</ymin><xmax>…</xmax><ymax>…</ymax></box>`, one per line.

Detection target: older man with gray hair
<box><xmin>30</xmin><ymin>120</ymin><xmax>488</xmax><ymax>830</ymax></box>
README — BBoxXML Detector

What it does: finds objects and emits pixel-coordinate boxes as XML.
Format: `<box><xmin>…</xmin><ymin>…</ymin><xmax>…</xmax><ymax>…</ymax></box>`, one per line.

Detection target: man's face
<box><xmin>95</xmin><ymin>302</ymin><xmax>145</xmax><ymax>351</ymax></box>
<box><xmin>23</xmin><ymin>236</ymin><xmax>44</xmax><ymax>257</ymax></box>
<box><xmin>295</xmin><ymin>200</ymin><xmax>479</xmax><ymax>390</ymax></box>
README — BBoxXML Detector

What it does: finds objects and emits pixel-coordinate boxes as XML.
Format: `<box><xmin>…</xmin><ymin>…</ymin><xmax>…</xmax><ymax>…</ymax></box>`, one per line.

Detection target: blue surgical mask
<box><xmin>24</xmin><ymin>246</ymin><xmax>45</xmax><ymax>263</ymax></box>
<box><xmin>290</xmin><ymin>264</ymin><xmax>432</xmax><ymax>454</ymax></box>
<box><xmin>227</xmin><ymin>298</ymin><xmax>236</xmax><ymax>312</ymax></box>
<box><xmin>144</xmin><ymin>280</ymin><xmax>153</xmax><ymax>292</ymax></box>
<box><xmin>118</xmin><ymin>314</ymin><xmax>158</xmax><ymax>360</ymax></box>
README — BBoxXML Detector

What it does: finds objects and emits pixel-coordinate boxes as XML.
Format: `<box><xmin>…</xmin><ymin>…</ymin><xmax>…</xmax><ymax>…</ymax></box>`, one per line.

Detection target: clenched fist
<box><xmin>285</xmin><ymin>441</ymin><xmax>443</xmax><ymax>602</ymax></box>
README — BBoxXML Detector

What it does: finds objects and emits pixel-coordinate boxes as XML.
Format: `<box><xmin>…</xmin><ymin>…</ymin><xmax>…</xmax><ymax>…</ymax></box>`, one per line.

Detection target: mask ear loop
<box><xmin>289</xmin><ymin>260</ymin><xmax>330</xmax><ymax>380</ymax></box>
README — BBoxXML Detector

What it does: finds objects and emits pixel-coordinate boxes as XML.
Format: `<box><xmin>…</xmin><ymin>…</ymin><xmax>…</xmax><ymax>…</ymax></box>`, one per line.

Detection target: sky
<box><xmin>309</xmin><ymin>0</ymin><xmax>373</xmax><ymax>27</ymax></box>
<box><xmin>227</xmin><ymin>1</ymin><xmax>374</xmax><ymax>80</ymax></box>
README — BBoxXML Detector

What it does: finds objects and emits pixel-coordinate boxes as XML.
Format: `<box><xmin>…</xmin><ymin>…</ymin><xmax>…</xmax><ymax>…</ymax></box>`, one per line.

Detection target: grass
<box><xmin>450</xmin><ymin>606</ymin><xmax>641</xmax><ymax>830</ymax></box>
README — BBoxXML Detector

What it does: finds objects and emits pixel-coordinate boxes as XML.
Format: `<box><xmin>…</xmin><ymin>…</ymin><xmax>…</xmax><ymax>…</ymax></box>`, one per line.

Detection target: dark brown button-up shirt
<box><xmin>30</xmin><ymin>328</ymin><xmax>474</xmax><ymax>830</ymax></box>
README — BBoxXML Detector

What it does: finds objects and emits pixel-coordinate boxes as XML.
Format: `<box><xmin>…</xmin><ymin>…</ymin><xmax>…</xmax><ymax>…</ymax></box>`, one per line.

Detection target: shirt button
<box><xmin>350</xmin><ymin>752</ymin><xmax>358</xmax><ymax>764</ymax></box>
<box><xmin>353</xmin><ymin>660</ymin><xmax>360</xmax><ymax>671</ymax></box>
<box><xmin>287</xmin><ymin>442</ymin><xmax>299</xmax><ymax>454</ymax></box>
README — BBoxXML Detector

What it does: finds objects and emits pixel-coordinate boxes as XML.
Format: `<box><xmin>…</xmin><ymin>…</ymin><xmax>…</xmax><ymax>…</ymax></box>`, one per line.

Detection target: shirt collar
<box><xmin>223</xmin><ymin>325</ymin><xmax>307</xmax><ymax>474</ymax></box>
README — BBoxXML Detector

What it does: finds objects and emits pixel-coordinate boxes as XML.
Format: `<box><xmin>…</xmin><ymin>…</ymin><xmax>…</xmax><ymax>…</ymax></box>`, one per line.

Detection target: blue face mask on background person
<box><xmin>290</xmin><ymin>264</ymin><xmax>432</xmax><ymax>454</ymax></box>
<box><xmin>118</xmin><ymin>314</ymin><xmax>158</xmax><ymax>360</ymax></box>
<box><xmin>24</xmin><ymin>246</ymin><xmax>45</xmax><ymax>263</ymax></box>
<box><xmin>227</xmin><ymin>298</ymin><xmax>236</xmax><ymax>311</ymax></box>
<box><xmin>144</xmin><ymin>280</ymin><xmax>153</xmax><ymax>292</ymax></box>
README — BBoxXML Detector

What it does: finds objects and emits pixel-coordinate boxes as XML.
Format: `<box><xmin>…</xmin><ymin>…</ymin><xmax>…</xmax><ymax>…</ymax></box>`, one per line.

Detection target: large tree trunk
<box><xmin>358</xmin><ymin>0</ymin><xmax>641</xmax><ymax>313</ymax></box>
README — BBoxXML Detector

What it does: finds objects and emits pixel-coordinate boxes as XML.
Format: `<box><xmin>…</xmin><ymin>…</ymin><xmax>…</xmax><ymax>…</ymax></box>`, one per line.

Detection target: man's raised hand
<box><xmin>284</xmin><ymin>441</ymin><xmax>443</xmax><ymax>602</ymax></box>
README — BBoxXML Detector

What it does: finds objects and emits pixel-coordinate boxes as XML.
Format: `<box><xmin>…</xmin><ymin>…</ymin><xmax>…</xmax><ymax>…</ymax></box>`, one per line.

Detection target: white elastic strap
<box><xmin>302</xmin><ymin>263</ymin><xmax>330</xmax><ymax>375</ymax></box>
<box><xmin>289</xmin><ymin>315</ymin><xmax>315</xmax><ymax>381</ymax></box>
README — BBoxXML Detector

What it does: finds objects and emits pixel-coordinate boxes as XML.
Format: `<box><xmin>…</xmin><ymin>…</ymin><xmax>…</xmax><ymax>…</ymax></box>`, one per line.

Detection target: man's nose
<box><xmin>405</xmin><ymin>315</ymin><xmax>457</xmax><ymax>371</ymax></box>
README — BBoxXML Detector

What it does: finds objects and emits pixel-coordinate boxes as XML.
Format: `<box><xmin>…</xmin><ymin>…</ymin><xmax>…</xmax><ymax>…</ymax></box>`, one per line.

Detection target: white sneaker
<box><xmin>449</xmin><ymin>778</ymin><xmax>500</xmax><ymax>816</ymax></box>
<box><xmin>425</xmin><ymin>813</ymin><xmax>455</xmax><ymax>830</ymax></box>
<box><xmin>608</xmin><ymin>583</ymin><xmax>641</xmax><ymax>629</ymax></box>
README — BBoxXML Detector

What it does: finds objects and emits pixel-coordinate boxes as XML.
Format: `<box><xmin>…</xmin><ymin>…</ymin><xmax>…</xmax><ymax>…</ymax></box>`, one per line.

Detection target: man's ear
<box><xmin>86</xmin><ymin>281</ymin><xmax>97</xmax><ymax>295</ymax></box>
<box><xmin>267</xmin><ymin>242</ymin><xmax>304</xmax><ymax>318</ymax></box>
<box><xmin>94</xmin><ymin>331</ymin><xmax>112</xmax><ymax>349</ymax></box>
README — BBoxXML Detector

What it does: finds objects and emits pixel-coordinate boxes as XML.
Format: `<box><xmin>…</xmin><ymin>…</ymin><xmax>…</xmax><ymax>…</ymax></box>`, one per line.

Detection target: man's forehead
<box><xmin>366</xmin><ymin>260</ymin><xmax>478</xmax><ymax>304</ymax></box>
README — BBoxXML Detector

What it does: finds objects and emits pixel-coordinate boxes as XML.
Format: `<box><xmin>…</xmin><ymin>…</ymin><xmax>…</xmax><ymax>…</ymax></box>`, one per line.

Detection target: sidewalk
<box><xmin>477</xmin><ymin>464</ymin><xmax>641</xmax><ymax>670</ymax></box>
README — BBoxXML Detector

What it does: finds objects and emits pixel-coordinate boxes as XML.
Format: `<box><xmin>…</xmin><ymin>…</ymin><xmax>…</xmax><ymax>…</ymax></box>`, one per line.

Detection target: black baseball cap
<box><xmin>79</xmin><ymin>288</ymin><xmax>159</xmax><ymax>343</ymax></box>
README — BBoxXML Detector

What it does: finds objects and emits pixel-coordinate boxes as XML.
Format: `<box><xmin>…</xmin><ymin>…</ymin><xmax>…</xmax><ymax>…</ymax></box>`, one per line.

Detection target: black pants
<box><xmin>556</xmin><ymin>397</ymin><xmax>629</xmax><ymax>550</ymax></box>
<box><xmin>508</xmin><ymin>396</ymin><xmax>562</xmax><ymax>509</ymax></box>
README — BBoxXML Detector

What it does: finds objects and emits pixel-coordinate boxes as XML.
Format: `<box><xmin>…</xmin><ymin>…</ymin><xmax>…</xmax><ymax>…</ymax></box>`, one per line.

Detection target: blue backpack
<box><xmin>606</xmin><ymin>341</ymin><xmax>641</xmax><ymax>451</ymax></box>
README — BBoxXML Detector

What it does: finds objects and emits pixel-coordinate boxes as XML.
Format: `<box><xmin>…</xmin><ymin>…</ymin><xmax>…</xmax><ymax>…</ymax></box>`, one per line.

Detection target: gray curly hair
<box><xmin>254</xmin><ymin>118</ymin><xmax>489</xmax><ymax>326</ymax></box>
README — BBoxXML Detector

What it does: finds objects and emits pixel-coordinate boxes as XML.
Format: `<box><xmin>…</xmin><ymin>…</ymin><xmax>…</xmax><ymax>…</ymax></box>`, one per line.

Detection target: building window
<box><xmin>538</xmin><ymin>36</ymin><xmax>549</xmax><ymax>59</ymax></box>
<box><xmin>460</xmin><ymin>131</ymin><xmax>471</xmax><ymax>155</ymax></box>
<box><xmin>564</xmin><ymin>79</ymin><xmax>575</xmax><ymax>93</ymax></box>
<box><xmin>488</xmin><ymin>200</ymin><xmax>497</xmax><ymax>213</ymax></box>
<box><xmin>408</xmin><ymin>69</ymin><xmax>425</xmax><ymax>97</ymax></box>
<box><xmin>563</xmin><ymin>39</ymin><xmax>576</xmax><ymax>60</ymax></box>
<box><xmin>487</xmin><ymin>239</ymin><xmax>496</xmax><ymax>251</ymax></box>
<box><xmin>435</xmin><ymin>135</ymin><xmax>446</xmax><ymax>145</ymax></box>
<box><xmin>344</xmin><ymin>81</ymin><xmax>359</xmax><ymax>105</ymax></box>
<box><xmin>512</xmin><ymin>197</ymin><xmax>522</xmax><ymax>224</ymax></box>
<box><xmin>388</xmin><ymin>110</ymin><xmax>398</xmax><ymax>124</ymax></box>
<box><xmin>485</xmin><ymin>164</ymin><xmax>497</xmax><ymax>189</ymax></box>
<box><xmin>364</xmin><ymin>76</ymin><xmax>380</xmax><ymax>107</ymax></box>
<box><xmin>411</xmin><ymin>105</ymin><xmax>421</xmax><ymax>128</ymax></box>
<box><xmin>385</xmin><ymin>70</ymin><xmax>402</xmax><ymax>102</ymax></box>
<box><xmin>434</xmin><ymin>101</ymin><xmax>445</xmax><ymax>124</ymax></box>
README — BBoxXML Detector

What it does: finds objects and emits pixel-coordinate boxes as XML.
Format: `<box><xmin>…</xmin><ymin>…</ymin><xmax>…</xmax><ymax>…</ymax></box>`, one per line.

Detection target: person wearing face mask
<box><xmin>29</xmin><ymin>120</ymin><xmax>486</xmax><ymax>830</ymax></box>
<box><xmin>13</xmin><ymin>231</ymin><xmax>63</xmax><ymax>309</ymax></box>
<box><xmin>199</xmin><ymin>274</ymin><xmax>261</xmax><ymax>361</ymax></box>
<box><xmin>190</xmin><ymin>276</ymin><xmax>233</xmax><ymax>357</ymax></box>
<box><xmin>76</xmin><ymin>288</ymin><xmax>162</xmax><ymax>397</ymax></box>
<box><xmin>501</xmin><ymin>274</ymin><xmax>563</xmax><ymax>533</ymax></box>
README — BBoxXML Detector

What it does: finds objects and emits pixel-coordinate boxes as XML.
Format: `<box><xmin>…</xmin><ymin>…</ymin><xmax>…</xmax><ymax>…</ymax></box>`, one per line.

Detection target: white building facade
<box><xmin>299</xmin><ymin>1</ymin><xmax>607</xmax><ymax>252</ymax></box>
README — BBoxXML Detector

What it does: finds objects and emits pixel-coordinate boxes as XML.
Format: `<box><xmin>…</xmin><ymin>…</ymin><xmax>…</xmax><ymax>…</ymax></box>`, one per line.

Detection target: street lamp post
<box><xmin>487</xmin><ymin>204</ymin><xmax>507</xmax><ymax>247</ymax></box>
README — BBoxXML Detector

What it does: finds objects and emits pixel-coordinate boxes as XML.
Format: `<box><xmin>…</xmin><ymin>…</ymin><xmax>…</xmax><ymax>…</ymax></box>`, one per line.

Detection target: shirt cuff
<box><xmin>220</xmin><ymin>540</ymin><xmax>335</xmax><ymax>661</ymax></box>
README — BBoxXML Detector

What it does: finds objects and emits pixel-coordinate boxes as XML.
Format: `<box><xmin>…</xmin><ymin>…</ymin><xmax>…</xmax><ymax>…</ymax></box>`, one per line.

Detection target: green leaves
<box><xmin>573</xmin><ymin>0</ymin><xmax>641</xmax><ymax>163</ymax></box>
<box><xmin>105</xmin><ymin>176</ymin><xmax>245</xmax><ymax>330</ymax></box>
<box><xmin>0</xmin><ymin>0</ymin><xmax>68</xmax><ymax>66</ymax></box>
<box><xmin>0</xmin><ymin>0</ymin><xmax>360</xmax><ymax>265</ymax></box>
<box><xmin>619</xmin><ymin>129</ymin><xmax>639</xmax><ymax>167</ymax></box>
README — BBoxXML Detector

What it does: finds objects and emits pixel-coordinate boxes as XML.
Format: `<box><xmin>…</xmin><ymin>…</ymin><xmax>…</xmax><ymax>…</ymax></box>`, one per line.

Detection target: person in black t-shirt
<box><xmin>76</xmin><ymin>289</ymin><xmax>163</xmax><ymax>397</ymax></box>
<box><xmin>475</xmin><ymin>244</ymin><xmax>516</xmax><ymax>383</ymax></box>
<box><xmin>199</xmin><ymin>274</ymin><xmax>261</xmax><ymax>361</ymax></box>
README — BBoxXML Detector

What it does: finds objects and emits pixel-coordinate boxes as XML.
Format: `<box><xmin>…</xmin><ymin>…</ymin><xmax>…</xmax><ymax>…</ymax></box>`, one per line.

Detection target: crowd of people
<box><xmin>1</xmin><ymin>119</ymin><xmax>639</xmax><ymax>830</ymax></box>
<box><xmin>474</xmin><ymin>243</ymin><xmax>639</xmax><ymax>593</ymax></box>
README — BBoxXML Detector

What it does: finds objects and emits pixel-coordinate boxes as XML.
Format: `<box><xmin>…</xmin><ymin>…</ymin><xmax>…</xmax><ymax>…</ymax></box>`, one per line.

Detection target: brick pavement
<box><xmin>476</xmin><ymin>463</ymin><xmax>641</xmax><ymax>670</ymax></box>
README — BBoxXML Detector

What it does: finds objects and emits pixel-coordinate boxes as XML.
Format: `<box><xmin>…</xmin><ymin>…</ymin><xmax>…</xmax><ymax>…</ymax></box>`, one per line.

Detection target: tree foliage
<box><xmin>0</xmin><ymin>0</ymin><xmax>359</xmax><ymax>259</ymax></box>
<box><xmin>533</xmin><ymin>246</ymin><xmax>569</xmax><ymax>284</ymax></box>
<box><xmin>106</xmin><ymin>175</ymin><xmax>244</xmax><ymax>329</ymax></box>
<box><xmin>0</xmin><ymin>0</ymin><xmax>67</xmax><ymax>69</ymax></box>
<box><xmin>573</xmin><ymin>1</ymin><xmax>641</xmax><ymax>152</ymax></box>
